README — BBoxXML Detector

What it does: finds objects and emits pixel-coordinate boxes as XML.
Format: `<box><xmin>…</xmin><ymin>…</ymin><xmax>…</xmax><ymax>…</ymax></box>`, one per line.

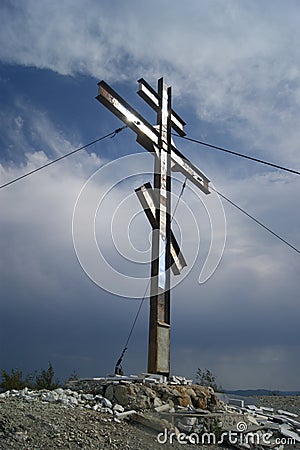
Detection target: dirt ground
<box><xmin>0</xmin><ymin>396</ymin><xmax>227</xmax><ymax>450</ymax></box>
<box><xmin>1</xmin><ymin>395</ymin><xmax>300</xmax><ymax>449</ymax></box>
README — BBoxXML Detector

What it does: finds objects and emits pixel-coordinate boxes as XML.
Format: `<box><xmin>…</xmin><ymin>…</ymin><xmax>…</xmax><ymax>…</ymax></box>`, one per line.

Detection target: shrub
<box><xmin>0</xmin><ymin>362</ymin><xmax>60</xmax><ymax>391</ymax></box>
<box><xmin>35</xmin><ymin>362</ymin><xmax>60</xmax><ymax>390</ymax></box>
<box><xmin>0</xmin><ymin>368</ymin><xmax>25</xmax><ymax>391</ymax></box>
<box><xmin>195</xmin><ymin>368</ymin><xmax>223</xmax><ymax>391</ymax></box>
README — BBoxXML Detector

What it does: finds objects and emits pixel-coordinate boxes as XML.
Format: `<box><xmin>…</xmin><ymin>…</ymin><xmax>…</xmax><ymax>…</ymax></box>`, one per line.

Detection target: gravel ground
<box><xmin>257</xmin><ymin>396</ymin><xmax>300</xmax><ymax>416</ymax></box>
<box><xmin>0</xmin><ymin>397</ymin><xmax>227</xmax><ymax>450</ymax></box>
<box><xmin>1</xmin><ymin>395</ymin><xmax>300</xmax><ymax>449</ymax></box>
<box><xmin>258</xmin><ymin>396</ymin><xmax>300</xmax><ymax>450</ymax></box>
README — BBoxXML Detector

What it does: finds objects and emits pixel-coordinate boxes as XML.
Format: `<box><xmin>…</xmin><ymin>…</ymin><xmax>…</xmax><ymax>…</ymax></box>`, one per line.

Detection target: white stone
<box><xmin>41</xmin><ymin>391</ymin><xmax>59</xmax><ymax>402</ymax></box>
<box><xmin>0</xmin><ymin>391</ymin><xmax>10</xmax><ymax>399</ymax></box>
<box><xmin>247</xmin><ymin>415</ymin><xmax>259</xmax><ymax>426</ymax></box>
<box><xmin>23</xmin><ymin>395</ymin><xmax>37</xmax><ymax>402</ymax></box>
<box><xmin>141</xmin><ymin>373</ymin><xmax>166</xmax><ymax>383</ymax></box>
<box><xmin>284</xmin><ymin>417</ymin><xmax>300</xmax><ymax>427</ymax></box>
<box><xmin>81</xmin><ymin>393</ymin><xmax>94</xmax><ymax>401</ymax></box>
<box><xmin>113</xmin><ymin>404</ymin><xmax>124</xmax><ymax>413</ymax></box>
<box><xmin>153</xmin><ymin>397</ymin><xmax>162</xmax><ymax>408</ymax></box>
<box><xmin>246</xmin><ymin>404</ymin><xmax>259</xmax><ymax>411</ymax></box>
<box><xmin>154</xmin><ymin>404</ymin><xmax>170</xmax><ymax>413</ymax></box>
<box><xmin>58</xmin><ymin>393</ymin><xmax>68</xmax><ymax>403</ymax></box>
<box><xmin>176</xmin><ymin>421</ymin><xmax>192</xmax><ymax>433</ymax></box>
<box><xmin>144</xmin><ymin>378</ymin><xmax>158</xmax><ymax>384</ymax></box>
<box><xmin>229</xmin><ymin>398</ymin><xmax>244</xmax><ymax>408</ymax></box>
<box><xmin>279</xmin><ymin>424</ymin><xmax>300</xmax><ymax>443</ymax></box>
<box><xmin>65</xmin><ymin>389</ymin><xmax>76</xmax><ymax>396</ymax></box>
<box><xmin>261</xmin><ymin>406</ymin><xmax>274</xmax><ymax>413</ymax></box>
<box><xmin>278</xmin><ymin>409</ymin><xmax>298</xmax><ymax>418</ymax></box>
<box><xmin>185</xmin><ymin>417</ymin><xmax>197</xmax><ymax>426</ymax></box>
<box><xmin>55</xmin><ymin>388</ymin><xmax>65</xmax><ymax>395</ymax></box>
<box><xmin>101</xmin><ymin>397</ymin><xmax>112</xmax><ymax>409</ymax></box>
<box><xmin>100</xmin><ymin>407</ymin><xmax>113</xmax><ymax>414</ymax></box>
<box><xmin>253</xmin><ymin>413</ymin><xmax>269</xmax><ymax>422</ymax></box>
<box><xmin>67</xmin><ymin>396</ymin><xmax>78</xmax><ymax>406</ymax></box>
<box><xmin>115</xmin><ymin>410</ymin><xmax>137</xmax><ymax>419</ymax></box>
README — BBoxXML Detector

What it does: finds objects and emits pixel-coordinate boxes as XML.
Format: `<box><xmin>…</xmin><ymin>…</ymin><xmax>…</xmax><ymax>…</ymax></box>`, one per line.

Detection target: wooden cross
<box><xmin>96</xmin><ymin>78</ymin><xmax>210</xmax><ymax>376</ymax></box>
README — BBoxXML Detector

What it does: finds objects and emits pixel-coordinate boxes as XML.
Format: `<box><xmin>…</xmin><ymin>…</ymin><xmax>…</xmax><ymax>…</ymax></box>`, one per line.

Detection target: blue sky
<box><xmin>0</xmin><ymin>0</ymin><xmax>299</xmax><ymax>390</ymax></box>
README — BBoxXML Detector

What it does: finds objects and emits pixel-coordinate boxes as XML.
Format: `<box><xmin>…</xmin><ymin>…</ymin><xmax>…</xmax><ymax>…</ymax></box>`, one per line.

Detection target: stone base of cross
<box><xmin>96</xmin><ymin>77</ymin><xmax>210</xmax><ymax>376</ymax></box>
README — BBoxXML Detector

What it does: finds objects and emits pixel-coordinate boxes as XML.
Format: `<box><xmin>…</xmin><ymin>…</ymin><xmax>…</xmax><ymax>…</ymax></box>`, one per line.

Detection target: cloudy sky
<box><xmin>0</xmin><ymin>0</ymin><xmax>299</xmax><ymax>390</ymax></box>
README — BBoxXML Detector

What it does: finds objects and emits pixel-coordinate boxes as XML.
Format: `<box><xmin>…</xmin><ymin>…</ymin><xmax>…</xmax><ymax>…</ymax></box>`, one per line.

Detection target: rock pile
<box><xmin>65</xmin><ymin>376</ymin><xmax>219</xmax><ymax>412</ymax></box>
<box><xmin>220</xmin><ymin>398</ymin><xmax>300</xmax><ymax>449</ymax></box>
<box><xmin>78</xmin><ymin>376</ymin><xmax>300</xmax><ymax>448</ymax></box>
<box><xmin>1</xmin><ymin>376</ymin><xmax>300</xmax><ymax>449</ymax></box>
<box><xmin>0</xmin><ymin>387</ymin><xmax>120</xmax><ymax>415</ymax></box>
<box><xmin>66</xmin><ymin>376</ymin><xmax>300</xmax><ymax>447</ymax></box>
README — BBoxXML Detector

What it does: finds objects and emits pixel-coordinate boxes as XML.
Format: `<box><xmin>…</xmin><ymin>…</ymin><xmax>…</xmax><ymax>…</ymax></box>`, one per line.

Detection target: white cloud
<box><xmin>1</xmin><ymin>0</ymin><xmax>300</xmax><ymax>165</ymax></box>
<box><xmin>0</xmin><ymin>101</ymin><xmax>105</xmax><ymax>302</ymax></box>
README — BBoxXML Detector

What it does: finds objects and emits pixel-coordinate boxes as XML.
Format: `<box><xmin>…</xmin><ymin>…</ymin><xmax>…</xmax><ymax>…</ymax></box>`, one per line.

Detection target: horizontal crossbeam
<box><xmin>135</xmin><ymin>182</ymin><xmax>187</xmax><ymax>276</ymax></box>
<box><xmin>97</xmin><ymin>81</ymin><xmax>210</xmax><ymax>195</ymax></box>
<box><xmin>137</xmin><ymin>78</ymin><xmax>186</xmax><ymax>137</ymax></box>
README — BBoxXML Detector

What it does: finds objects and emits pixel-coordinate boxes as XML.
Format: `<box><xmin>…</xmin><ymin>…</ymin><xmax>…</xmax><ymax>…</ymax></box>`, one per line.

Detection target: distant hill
<box><xmin>225</xmin><ymin>389</ymin><xmax>300</xmax><ymax>397</ymax></box>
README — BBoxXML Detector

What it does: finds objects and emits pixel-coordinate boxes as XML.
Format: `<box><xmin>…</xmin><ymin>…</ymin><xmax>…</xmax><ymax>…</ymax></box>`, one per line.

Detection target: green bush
<box><xmin>35</xmin><ymin>362</ymin><xmax>60</xmax><ymax>390</ymax></box>
<box><xmin>1</xmin><ymin>368</ymin><xmax>26</xmax><ymax>391</ymax></box>
<box><xmin>0</xmin><ymin>362</ymin><xmax>60</xmax><ymax>391</ymax></box>
<box><xmin>195</xmin><ymin>368</ymin><xmax>223</xmax><ymax>392</ymax></box>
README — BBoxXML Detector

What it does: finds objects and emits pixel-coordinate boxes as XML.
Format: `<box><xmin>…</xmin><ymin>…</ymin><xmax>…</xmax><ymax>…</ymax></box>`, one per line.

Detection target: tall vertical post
<box><xmin>96</xmin><ymin>77</ymin><xmax>209</xmax><ymax>377</ymax></box>
<box><xmin>148</xmin><ymin>78</ymin><xmax>172</xmax><ymax>375</ymax></box>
